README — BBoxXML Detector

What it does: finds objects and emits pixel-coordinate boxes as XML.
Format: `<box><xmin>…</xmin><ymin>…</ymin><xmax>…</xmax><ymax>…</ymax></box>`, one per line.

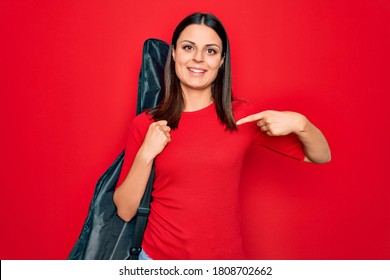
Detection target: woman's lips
<box><xmin>188</xmin><ymin>67</ymin><xmax>206</xmax><ymax>73</ymax></box>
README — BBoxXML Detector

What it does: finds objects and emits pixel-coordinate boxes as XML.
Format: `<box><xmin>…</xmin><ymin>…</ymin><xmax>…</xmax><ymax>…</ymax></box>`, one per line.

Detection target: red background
<box><xmin>1</xmin><ymin>0</ymin><xmax>389</xmax><ymax>259</ymax></box>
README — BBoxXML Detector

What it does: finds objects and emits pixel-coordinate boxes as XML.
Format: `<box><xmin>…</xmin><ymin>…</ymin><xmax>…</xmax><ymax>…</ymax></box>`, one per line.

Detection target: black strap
<box><xmin>129</xmin><ymin>164</ymin><xmax>155</xmax><ymax>258</ymax></box>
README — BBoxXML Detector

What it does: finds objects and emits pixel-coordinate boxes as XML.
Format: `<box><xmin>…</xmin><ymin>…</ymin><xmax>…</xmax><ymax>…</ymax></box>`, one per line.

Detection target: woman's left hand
<box><xmin>236</xmin><ymin>110</ymin><xmax>307</xmax><ymax>136</ymax></box>
<box><xmin>237</xmin><ymin>110</ymin><xmax>331</xmax><ymax>163</ymax></box>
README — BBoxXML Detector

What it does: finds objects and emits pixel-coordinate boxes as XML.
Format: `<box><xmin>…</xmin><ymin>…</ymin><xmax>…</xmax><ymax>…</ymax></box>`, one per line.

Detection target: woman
<box><xmin>114</xmin><ymin>12</ymin><xmax>331</xmax><ymax>260</ymax></box>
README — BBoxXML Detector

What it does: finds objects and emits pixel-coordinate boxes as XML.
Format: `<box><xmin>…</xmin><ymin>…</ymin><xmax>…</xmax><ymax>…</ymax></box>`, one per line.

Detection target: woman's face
<box><xmin>172</xmin><ymin>24</ymin><xmax>224</xmax><ymax>95</ymax></box>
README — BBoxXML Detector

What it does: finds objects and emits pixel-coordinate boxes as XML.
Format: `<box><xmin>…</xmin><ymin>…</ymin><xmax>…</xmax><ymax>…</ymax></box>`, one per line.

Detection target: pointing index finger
<box><xmin>236</xmin><ymin>112</ymin><xmax>265</xmax><ymax>125</ymax></box>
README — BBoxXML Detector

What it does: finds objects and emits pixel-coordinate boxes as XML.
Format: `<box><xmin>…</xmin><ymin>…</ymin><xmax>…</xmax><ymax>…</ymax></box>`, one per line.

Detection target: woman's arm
<box><xmin>113</xmin><ymin>120</ymin><xmax>171</xmax><ymax>222</ymax></box>
<box><xmin>236</xmin><ymin>110</ymin><xmax>331</xmax><ymax>164</ymax></box>
<box><xmin>294</xmin><ymin>114</ymin><xmax>331</xmax><ymax>163</ymax></box>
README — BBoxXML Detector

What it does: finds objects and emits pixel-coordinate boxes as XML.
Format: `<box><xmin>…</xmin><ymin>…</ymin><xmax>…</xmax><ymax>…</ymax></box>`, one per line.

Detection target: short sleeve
<box><xmin>116</xmin><ymin>113</ymin><xmax>153</xmax><ymax>187</ymax></box>
<box><xmin>253</xmin><ymin>131</ymin><xmax>305</xmax><ymax>161</ymax></box>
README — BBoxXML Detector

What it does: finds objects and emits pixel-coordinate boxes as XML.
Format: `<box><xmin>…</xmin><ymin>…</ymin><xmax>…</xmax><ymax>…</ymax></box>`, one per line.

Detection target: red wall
<box><xmin>1</xmin><ymin>0</ymin><xmax>389</xmax><ymax>259</ymax></box>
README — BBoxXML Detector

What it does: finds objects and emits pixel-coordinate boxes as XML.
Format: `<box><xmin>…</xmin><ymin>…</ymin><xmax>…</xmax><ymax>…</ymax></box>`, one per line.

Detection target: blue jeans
<box><xmin>138</xmin><ymin>249</ymin><xmax>152</xmax><ymax>260</ymax></box>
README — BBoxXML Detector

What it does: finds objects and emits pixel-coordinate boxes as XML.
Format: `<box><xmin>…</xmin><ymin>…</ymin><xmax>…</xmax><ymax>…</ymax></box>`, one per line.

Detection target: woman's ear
<box><xmin>172</xmin><ymin>46</ymin><xmax>176</xmax><ymax>62</ymax></box>
<box><xmin>219</xmin><ymin>56</ymin><xmax>224</xmax><ymax>67</ymax></box>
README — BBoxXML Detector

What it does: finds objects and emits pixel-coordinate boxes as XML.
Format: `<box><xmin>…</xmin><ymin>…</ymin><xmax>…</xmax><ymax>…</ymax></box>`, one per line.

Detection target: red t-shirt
<box><xmin>117</xmin><ymin>100</ymin><xmax>305</xmax><ymax>259</ymax></box>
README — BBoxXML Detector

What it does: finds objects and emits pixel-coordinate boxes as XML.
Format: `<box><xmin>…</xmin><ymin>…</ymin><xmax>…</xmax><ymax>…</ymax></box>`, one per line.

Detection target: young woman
<box><xmin>113</xmin><ymin>12</ymin><xmax>331</xmax><ymax>260</ymax></box>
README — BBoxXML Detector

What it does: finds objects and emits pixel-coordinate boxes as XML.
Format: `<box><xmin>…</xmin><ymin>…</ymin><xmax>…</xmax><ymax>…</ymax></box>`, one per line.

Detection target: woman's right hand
<box><xmin>139</xmin><ymin>120</ymin><xmax>171</xmax><ymax>162</ymax></box>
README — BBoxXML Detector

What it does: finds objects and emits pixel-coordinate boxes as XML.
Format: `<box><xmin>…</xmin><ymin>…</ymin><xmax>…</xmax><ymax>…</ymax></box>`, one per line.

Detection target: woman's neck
<box><xmin>182</xmin><ymin>88</ymin><xmax>214</xmax><ymax>112</ymax></box>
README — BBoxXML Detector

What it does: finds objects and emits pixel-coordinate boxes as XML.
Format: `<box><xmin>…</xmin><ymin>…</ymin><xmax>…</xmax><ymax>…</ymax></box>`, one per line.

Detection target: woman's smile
<box><xmin>187</xmin><ymin>67</ymin><xmax>207</xmax><ymax>74</ymax></box>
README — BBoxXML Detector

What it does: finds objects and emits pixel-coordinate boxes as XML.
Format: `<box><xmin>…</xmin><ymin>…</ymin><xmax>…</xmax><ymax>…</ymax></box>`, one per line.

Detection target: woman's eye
<box><xmin>183</xmin><ymin>45</ymin><xmax>193</xmax><ymax>51</ymax></box>
<box><xmin>206</xmin><ymin>49</ymin><xmax>217</xmax><ymax>55</ymax></box>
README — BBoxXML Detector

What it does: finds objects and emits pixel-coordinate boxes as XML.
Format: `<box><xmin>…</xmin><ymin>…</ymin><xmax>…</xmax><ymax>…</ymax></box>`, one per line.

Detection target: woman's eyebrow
<box><xmin>179</xmin><ymin>40</ymin><xmax>221</xmax><ymax>49</ymax></box>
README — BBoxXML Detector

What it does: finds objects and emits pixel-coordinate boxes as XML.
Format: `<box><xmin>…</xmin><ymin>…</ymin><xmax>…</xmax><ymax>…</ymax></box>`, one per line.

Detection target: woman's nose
<box><xmin>192</xmin><ymin>50</ymin><xmax>204</xmax><ymax>62</ymax></box>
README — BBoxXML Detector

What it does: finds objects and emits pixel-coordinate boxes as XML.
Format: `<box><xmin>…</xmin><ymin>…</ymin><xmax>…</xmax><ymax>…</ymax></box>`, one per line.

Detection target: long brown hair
<box><xmin>151</xmin><ymin>12</ymin><xmax>237</xmax><ymax>130</ymax></box>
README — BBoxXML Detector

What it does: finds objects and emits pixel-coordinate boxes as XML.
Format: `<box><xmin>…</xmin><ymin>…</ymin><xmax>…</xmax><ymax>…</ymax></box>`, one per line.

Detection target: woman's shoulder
<box><xmin>232</xmin><ymin>99</ymin><xmax>257</xmax><ymax>119</ymax></box>
<box><xmin>130</xmin><ymin>111</ymin><xmax>154</xmax><ymax>130</ymax></box>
